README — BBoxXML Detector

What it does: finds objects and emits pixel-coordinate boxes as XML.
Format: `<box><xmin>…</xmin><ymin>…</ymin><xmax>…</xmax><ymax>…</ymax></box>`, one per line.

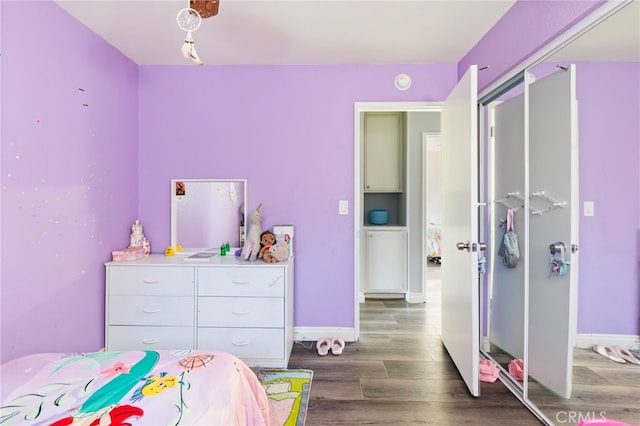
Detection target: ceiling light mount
<box><xmin>190</xmin><ymin>0</ymin><xmax>220</xmax><ymax>19</ymax></box>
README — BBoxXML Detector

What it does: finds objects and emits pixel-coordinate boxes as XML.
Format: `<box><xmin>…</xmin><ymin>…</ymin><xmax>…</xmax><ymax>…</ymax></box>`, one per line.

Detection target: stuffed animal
<box><xmin>268</xmin><ymin>244</ymin><xmax>290</xmax><ymax>262</ymax></box>
<box><xmin>241</xmin><ymin>203</ymin><xmax>263</xmax><ymax>262</ymax></box>
<box><xmin>259</xmin><ymin>230</ymin><xmax>277</xmax><ymax>263</ymax></box>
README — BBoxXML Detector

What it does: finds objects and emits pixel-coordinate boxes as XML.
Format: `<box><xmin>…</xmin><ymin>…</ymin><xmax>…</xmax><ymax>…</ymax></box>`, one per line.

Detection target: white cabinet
<box><xmin>363</xmin><ymin>229</ymin><xmax>407</xmax><ymax>293</ymax></box>
<box><xmin>105</xmin><ymin>255</ymin><xmax>294</xmax><ymax>368</ymax></box>
<box><xmin>364</xmin><ymin>112</ymin><xmax>403</xmax><ymax>192</ymax></box>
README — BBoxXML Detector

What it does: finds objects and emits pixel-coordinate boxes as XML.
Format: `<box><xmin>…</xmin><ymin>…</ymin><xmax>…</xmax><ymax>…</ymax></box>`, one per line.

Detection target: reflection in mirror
<box><xmin>525</xmin><ymin>1</ymin><xmax>640</xmax><ymax>424</ymax></box>
<box><xmin>484</xmin><ymin>77</ymin><xmax>527</xmax><ymax>393</ymax></box>
<box><xmin>171</xmin><ymin>179</ymin><xmax>246</xmax><ymax>253</ymax></box>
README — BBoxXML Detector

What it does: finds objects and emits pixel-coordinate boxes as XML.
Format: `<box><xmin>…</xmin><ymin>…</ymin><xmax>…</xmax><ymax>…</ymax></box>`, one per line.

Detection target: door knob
<box><xmin>457</xmin><ymin>241</ymin><xmax>470</xmax><ymax>251</ymax></box>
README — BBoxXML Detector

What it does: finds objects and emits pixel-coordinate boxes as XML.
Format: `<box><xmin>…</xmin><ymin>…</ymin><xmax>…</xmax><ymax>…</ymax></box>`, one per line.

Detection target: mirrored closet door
<box><xmin>483</xmin><ymin>1</ymin><xmax>639</xmax><ymax>424</ymax></box>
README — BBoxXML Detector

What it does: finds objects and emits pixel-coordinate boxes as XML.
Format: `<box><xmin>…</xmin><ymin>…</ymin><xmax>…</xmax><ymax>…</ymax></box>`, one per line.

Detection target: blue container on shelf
<box><xmin>368</xmin><ymin>209</ymin><xmax>389</xmax><ymax>225</ymax></box>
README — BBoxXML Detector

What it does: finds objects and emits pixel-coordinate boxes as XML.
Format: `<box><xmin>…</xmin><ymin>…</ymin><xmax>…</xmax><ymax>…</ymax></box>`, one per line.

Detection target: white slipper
<box><xmin>316</xmin><ymin>337</ymin><xmax>331</xmax><ymax>356</ymax></box>
<box><xmin>593</xmin><ymin>344</ymin><xmax>626</xmax><ymax>364</ymax></box>
<box><xmin>330</xmin><ymin>337</ymin><xmax>345</xmax><ymax>355</ymax></box>
<box><xmin>611</xmin><ymin>345</ymin><xmax>640</xmax><ymax>365</ymax></box>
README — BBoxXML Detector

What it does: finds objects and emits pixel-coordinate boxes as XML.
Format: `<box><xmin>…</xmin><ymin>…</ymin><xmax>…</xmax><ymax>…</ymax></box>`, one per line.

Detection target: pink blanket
<box><xmin>1</xmin><ymin>350</ymin><xmax>270</xmax><ymax>425</ymax></box>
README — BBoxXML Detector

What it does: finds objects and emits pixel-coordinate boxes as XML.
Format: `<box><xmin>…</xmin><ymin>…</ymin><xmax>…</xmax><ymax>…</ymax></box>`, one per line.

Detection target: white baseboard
<box><xmin>294</xmin><ymin>327</ymin><xmax>356</xmax><ymax>343</ymax></box>
<box><xmin>406</xmin><ymin>292</ymin><xmax>426</xmax><ymax>304</ymax></box>
<box><xmin>575</xmin><ymin>333</ymin><xmax>640</xmax><ymax>349</ymax></box>
<box><xmin>481</xmin><ymin>336</ymin><xmax>491</xmax><ymax>352</ymax></box>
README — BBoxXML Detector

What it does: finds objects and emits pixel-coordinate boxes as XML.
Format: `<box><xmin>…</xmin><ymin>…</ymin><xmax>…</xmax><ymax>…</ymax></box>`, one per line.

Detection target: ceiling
<box><xmin>54</xmin><ymin>0</ymin><xmax>639</xmax><ymax>67</ymax></box>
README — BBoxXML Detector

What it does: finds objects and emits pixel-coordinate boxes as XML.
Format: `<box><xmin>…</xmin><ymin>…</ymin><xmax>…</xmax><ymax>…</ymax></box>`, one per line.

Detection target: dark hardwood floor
<box><xmin>288</xmin><ymin>266</ymin><xmax>542</xmax><ymax>425</ymax></box>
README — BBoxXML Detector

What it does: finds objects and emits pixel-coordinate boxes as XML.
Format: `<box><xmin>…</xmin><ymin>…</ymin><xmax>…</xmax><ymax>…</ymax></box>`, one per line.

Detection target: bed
<box><xmin>0</xmin><ymin>349</ymin><xmax>270</xmax><ymax>425</ymax></box>
<box><xmin>426</xmin><ymin>222</ymin><xmax>442</xmax><ymax>263</ymax></box>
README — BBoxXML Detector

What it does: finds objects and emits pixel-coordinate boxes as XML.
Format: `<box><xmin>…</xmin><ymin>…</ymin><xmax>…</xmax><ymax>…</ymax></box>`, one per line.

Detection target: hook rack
<box><xmin>530</xmin><ymin>191</ymin><xmax>566</xmax><ymax>215</ymax></box>
<box><xmin>494</xmin><ymin>191</ymin><xmax>566</xmax><ymax>216</ymax></box>
<box><xmin>494</xmin><ymin>192</ymin><xmax>525</xmax><ymax>212</ymax></box>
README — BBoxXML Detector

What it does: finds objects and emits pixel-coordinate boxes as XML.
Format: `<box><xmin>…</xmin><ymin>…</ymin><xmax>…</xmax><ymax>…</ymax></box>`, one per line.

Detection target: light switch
<box><xmin>584</xmin><ymin>201</ymin><xmax>594</xmax><ymax>217</ymax></box>
<box><xmin>339</xmin><ymin>200</ymin><xmax>349</xmax><ymax>215</ymax></box>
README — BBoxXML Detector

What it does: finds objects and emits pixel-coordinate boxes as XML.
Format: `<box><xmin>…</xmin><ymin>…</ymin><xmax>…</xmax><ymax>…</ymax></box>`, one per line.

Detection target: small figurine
<box><xmin>143</xmin><ymin>238</ymin><xmax>151</xmax><ymax>256</ymax></box>
<box><xmin>129</xmin><ymin>220</ymin><xmax>145</xmax><ymax>248</ymax></box>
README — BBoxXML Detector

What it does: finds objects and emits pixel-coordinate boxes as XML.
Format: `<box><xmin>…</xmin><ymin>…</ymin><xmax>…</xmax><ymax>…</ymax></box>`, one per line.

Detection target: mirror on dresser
<box><xmin>171</xmin><ymin>179</ymin><xmax>247</xmax><ymax>253</ymax></box>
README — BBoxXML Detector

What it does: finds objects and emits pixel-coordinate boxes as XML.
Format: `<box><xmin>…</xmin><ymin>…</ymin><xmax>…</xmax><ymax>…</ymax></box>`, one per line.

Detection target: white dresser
<box><xmin>105</xmin><ymin>254</ymin><xmax>294</xmax><ymax>368</ymax></box>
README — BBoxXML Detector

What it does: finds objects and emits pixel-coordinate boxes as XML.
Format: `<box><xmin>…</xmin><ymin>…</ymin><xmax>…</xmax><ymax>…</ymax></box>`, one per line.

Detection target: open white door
<box><xmin>527</xmin><ymin>65</ymin><xmax>579</xmax><ymax>399</ymax></box>
<box><xmin>441</xmin><ymin>65</ymin><xmax>480</xmax><ymax>397</ymax></box>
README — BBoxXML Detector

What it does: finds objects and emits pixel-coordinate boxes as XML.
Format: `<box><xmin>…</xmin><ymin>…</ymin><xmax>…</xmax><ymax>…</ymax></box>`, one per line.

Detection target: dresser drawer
<box><xmin>197</xmin><ymin>327</ymin><xmax>283</xmax><ymax>359</ymax></box>
<box><xmin>108</xmin><ymin>266</ymin><xmax>194</xmax><ymax>296</ymax></box>
<box><xmin>198</xmin><ymin>267</ymin><xmax>285</xmax><ymax>297</ymax></box>
<box><xmin>198</xmin><ymin>297</ymin><xmax>283</xmax><ymax>327</ymax></box>
<box><xmin>107</xmin><ymin>325</ymin><xmax>195</xmax><ymax>350</ymax></box>
<box><xmin>108</xmin><ymin>296</ymin><xmax>194</xmax><ymax>326</ymax></box>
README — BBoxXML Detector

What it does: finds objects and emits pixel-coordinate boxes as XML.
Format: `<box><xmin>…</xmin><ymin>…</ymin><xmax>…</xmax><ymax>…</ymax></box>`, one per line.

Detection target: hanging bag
<box><xmin>499</xmin><ymin>208</ymin><xmax>520</xmax><ymax>268</ymax></box>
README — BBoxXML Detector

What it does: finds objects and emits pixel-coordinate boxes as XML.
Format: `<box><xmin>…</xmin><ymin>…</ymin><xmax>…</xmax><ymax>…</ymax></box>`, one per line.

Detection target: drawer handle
<box><xmin>232</xmin><ymin>310</ymin><xmax>249</xmax><ymax>315</ymax></box>
<box><xmin>142</xmin><ymin>338</ymin><xmax>160</xmax><ymax>345</ymax></box>
<box><xmin>231</xmin><ymin>280</ymin><xmax>250</xmax><ymax>285</ymax></box>
<box><xmin>232</xmin><ymin>340</ymin><xmax>250</xmax><ymax>347</ymax></box>
<box><xmin>142</xmin><ymin>308</ymin><xmax>160</xmax><ymax>314</ymax></box>
<box><xmin>143</xmin><ymin>279</ymin><xmax>161</xmax><ymax>284</ymax></box>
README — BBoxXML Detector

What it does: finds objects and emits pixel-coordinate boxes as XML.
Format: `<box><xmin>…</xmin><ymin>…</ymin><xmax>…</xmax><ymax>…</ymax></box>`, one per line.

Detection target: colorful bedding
<box><xmin>0</xmin><ymin>349</ymin><xmax>269</xmax><ymax>425</ymax></box>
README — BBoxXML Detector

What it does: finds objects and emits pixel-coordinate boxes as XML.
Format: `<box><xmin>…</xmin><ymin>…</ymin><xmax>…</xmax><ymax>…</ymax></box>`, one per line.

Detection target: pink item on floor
<box><xmin>509</xmin><ymin>358</ymin><xmax>525</xmax><ymax>381</ymax></box>
<box><xmin>479</xmin><ymin>359</ymin><xmax>499</xmax><ymax>383</ymax></box>
<box><xmin>578</xmin><ymin>420</ymin><xmax>636</xmax><ymax>426</ymax></box>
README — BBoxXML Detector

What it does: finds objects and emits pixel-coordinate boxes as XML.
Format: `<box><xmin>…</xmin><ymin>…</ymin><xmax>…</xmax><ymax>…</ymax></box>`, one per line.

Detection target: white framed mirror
<box><xmin>170</xmin><ymin>179</ymin><xmax>247</xmax><ymax>254</ymax></box>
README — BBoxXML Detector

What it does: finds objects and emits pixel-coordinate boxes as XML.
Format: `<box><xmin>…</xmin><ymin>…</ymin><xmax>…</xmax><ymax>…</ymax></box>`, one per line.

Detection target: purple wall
<box><xmin>0</xmin><ymin>1</ymin><xmax>139</xmax><ymax>362</ymax></box>
<box><xmin>136</xmin><ymin>64</ymin><xmax>458</xmax><ymax>329</ymax></box>
<box><xmin>574</xmin><ymin>62</ymin><xmax>640</xmax><ymax>334</ymax></box>
<box><xmin>2</xmin><ymin>0</ymin><xmax>637</xmax><ymax>364</ymax></box>
<box><xmin>460</xmin><ymin>0</ymin><xmax>605</xmax><ymax>91</ymax></box>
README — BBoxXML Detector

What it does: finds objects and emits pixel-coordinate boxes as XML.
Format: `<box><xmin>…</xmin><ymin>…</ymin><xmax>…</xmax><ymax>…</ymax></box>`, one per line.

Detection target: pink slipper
<box><xmin>479</xmin><ymin>359</ymin><xmax>499</xmax><ymax>383</ymax></box>
<box><xmin>330</xmin><ymin>337</ymin><xmax>345</xmax><ymax>355</ymax></box>
<box><xmin>611</xmin><ymin>345</ymin><xmax>640</xmax><ymax>365</ymax></box>
<box><xmin>593</xmin><ymin>344</ymin><xmax>626</xmax><ymax>363</ymax></box>
<box><xmin>316</xmin><ymin>337</ymin><xmax>331</xmax><ymax>356</ymax></box>
<box><xmin>509</xmin><ymin>358</ymin><xmax>525</xmax><ymax>381</ymax></box>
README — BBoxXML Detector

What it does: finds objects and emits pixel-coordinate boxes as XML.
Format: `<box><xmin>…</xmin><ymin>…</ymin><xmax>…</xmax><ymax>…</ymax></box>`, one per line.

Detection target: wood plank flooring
<box><xmin>287</xmin><ymin>267</ymin><xmax>542</xmax><ymax>425</ymax></box>
<box><xmin>527</xmin><ymin>347</ymin><xmax>640</xmax><ymax>425</ymax></box>
<box><xmin>287</xmin><ymin>263</ymin><xmax>639</xmax><ymax>425</ymax></box>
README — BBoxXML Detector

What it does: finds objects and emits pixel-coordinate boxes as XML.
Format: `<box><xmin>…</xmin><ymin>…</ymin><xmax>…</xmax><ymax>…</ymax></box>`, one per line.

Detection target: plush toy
<box><xmin>241</xmin><ymin>203</ymin><xmax>263</xmax><ymax>262</ymax></box>
<box><xmin>259</xmin><ymin>230</ymin><xmax>277</xmax><ymax>263</ymax></box>
<box><xmin>268</xmin><ymin>244</ymin><xmax>290</xmax><ymax>262</ymax></box>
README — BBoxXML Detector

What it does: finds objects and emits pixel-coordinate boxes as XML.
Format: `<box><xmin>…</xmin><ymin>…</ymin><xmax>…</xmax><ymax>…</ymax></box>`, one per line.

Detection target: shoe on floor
<box><xmin>593</xmin><ymin>344</ymin><xmax>626</xmax><ymax>363</ymax></box>
<box><xmin>611</xmin><ymin>345</ymin><xmax>640</xmax><ymax>365</ymax></box>
<box><xmin>316</xmin><ymin>337</ymin><xmax>331</xmax><ymax>356</ymax></box>
<box><xmin>330</xmin><ymin>337</ymin><xmax>345</xmax><ymax>355</ymax></box>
